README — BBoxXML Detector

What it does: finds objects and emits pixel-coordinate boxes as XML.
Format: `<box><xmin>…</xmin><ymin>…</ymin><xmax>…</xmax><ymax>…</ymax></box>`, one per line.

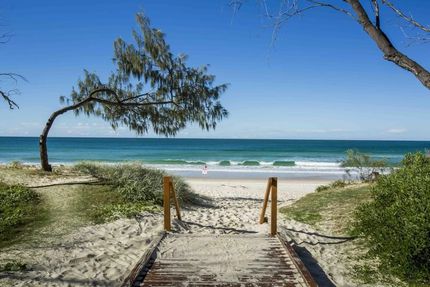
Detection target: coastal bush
<box><xmin>315</xmin><ymin>180</ymin><xmax>349</xmax><ymax>192</ymax></box>
<box><xmin>353</xmin><ymin>152</ymin><xmax>430</xmax><ymax>284</ymax></box>
<box><xmin>0</xmin><ymin>182</ymin><xmax>45</xmax><ymax>245</ymax></box>
<box><xmin>341</xmin><ymin>149</ymin><xmax>388</xmax><ymax>181</ymax></box>
<box><xmin>73</xmin><ymin>162</ymin><xmax>205</xmax><ymax>206</ymax></box>
<box><xmin>281</xmin><ymin>184</ymin><xmax>371</xmax><ymax>229</ymax></box>
<box><xmin>0</xmin><ymin>260</ymin><xmax>27</xmax><ymax>272</ymax></box>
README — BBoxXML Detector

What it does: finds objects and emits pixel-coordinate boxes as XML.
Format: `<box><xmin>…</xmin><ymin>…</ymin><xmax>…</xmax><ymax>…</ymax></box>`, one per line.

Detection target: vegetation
<box><xmin>75</xmin><ymin>185</ymin><xmax>158</xmax><ymax>224</ymax></box>
<box><xmin>353</xmin><ymin>152</ymin><xmax>430</xmax><ymax>284</ymax></box>
<box><xmin>0</xmin><ymin>260</ymin><xmax>27</xmax><ymax>272</ymax></box>
<box><xmin>341</xmin><ymin>149</ymin><xmax>388</xmax><ymax>181</ymax></box>
<box><xmin>73</xmin><ymin>162</ymin><xmax>206</xmax><ymax>223</ymax></box>
<box><xmin>315</xmin><ymin>179</ymin><xmax>350</xmax><ymax>192</ymax></box>
<box><xmin>281</xmin><ymin>183</ymin><xmax>371</xmax><ymax>230</ymax></box>
<box><xmin>0</xmin><ymin>182</ymin><xmax>47</xmax><ymax>246</ymax></box>
<box><xmin>39</xmin><ymin>12</ymin><xmax>228</xmax><ymax>171</ymax></box>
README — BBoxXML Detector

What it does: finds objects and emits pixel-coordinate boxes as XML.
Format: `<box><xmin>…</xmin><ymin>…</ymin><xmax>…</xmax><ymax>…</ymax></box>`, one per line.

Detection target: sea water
<box><xmin>1</xmin><ymin>137</ymin><xmax>428</xmax><ymax>179</ymax></box>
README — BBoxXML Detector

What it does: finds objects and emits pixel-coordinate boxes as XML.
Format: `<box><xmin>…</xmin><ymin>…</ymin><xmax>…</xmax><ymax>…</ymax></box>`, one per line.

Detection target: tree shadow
<box><xmin>176</xmin><ymin>220</ymin><xmax>258</xmax><ymax>234</ymax></box>
<box><xmin>285</xmin><ymin>227</ymin><xmax>357</xmax><ymax>245</ymax></box>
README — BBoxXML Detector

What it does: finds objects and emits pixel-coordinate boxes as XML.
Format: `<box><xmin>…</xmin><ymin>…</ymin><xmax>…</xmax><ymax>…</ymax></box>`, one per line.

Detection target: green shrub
<box><xmin>0</xmin><ymin>182</ymin><xmax>44</xmax><ymax>244</ymax></box>
<box><xmin>353</xmin><ymin>152</ymin><xmax>430</xmax><ymax>284</ymax></box>
<box><xmin>330</xmin><ymin>179</ymin><xmax>347</xmax><ymax>189</ymax></box>
<box><xmin>315</xmin><ymin>184</ymin><xmax>330</xmax><ymax>192</ymax></box>
<box><xmin>0</xmin><ymin>260</ymin><xmax>27</xmax><ymax>272</ymax></box>
<box><xmin>316</xmin><ymin>180</ymin><xmax>348</xmax><ymax>192</ymax></box>
<box><xmin>342</xmin><ymin>149</ymin><xmax>387</xmax><ymax>181</ymax></box>
<box><xmin>73</xmin><ymin>162</ymin><xmax>205</xmax><ymax>206</ymax></box>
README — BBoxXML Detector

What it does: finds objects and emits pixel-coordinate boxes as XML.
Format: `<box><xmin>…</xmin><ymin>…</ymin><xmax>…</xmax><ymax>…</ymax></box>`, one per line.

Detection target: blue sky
<box><xmin>0</xmin><ymin>0</ymin><xmax>429</xmax><ymax>140</ymax></box>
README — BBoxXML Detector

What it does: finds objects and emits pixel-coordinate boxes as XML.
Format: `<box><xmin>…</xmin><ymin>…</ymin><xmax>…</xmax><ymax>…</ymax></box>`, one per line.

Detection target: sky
<box><xmin>0</xmin><ymin>0</ymin><xmax>429</xmax><ymax>140</ymax></box>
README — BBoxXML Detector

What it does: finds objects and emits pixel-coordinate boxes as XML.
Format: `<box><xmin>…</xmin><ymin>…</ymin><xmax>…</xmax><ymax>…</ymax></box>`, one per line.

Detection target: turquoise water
<box><xmin>1</xmin><ymin>137</ymin><xmax>429</xmax><ymax>179</ymax></box>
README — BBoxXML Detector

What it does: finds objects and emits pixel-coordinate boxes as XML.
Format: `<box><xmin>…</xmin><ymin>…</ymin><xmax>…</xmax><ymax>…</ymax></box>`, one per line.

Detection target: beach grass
<box><xmin>280</xmin><ymin>183</ymin><xmax>371</xmax><ymax>233</ymax></box>
<box><xmin>75</xmin><ymin>184</ymin><xmax>159</xmax><ymax>224</ymax></box>
<box><xmin>72</xmin><ymin>162</ymin><xmax>208</xmax><ymax>207</ymax></box>
<box><xmin>0</xmin><ymin>163</ymin><xmax>205</xmax><ymax>248</ymax></box>
<box><xmin>0</xmin><ymin>182</ymin><xmax>49</xmax><ymax>248</ymax></box>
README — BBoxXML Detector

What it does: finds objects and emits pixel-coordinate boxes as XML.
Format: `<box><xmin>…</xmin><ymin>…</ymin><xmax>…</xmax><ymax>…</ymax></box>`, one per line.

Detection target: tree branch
<box><xmin>0</xmin><ymin>90</ymin><xmax>18</xmax><ymax>109</ymax></box>
<box><xmin>0</xmin><ymin>73</ymin><xmax>27</xmax><ymax>109</ymax></box>
<box><xmin>371</xmin><ymin>0</ymin><xmax>380</xmax><ymax>29</ymax></box>
<box><xmin>382</xmin><ymin>0</ymin><xmax>430</xmax><ymax>33</ymax></box>
<box><xmin>306</xmin><ymin>0</ymin><xmax>355</xmax><ymax>19</ymax></box>
<box><xmin>345</xmin><ymin>0</ymin><xmax>430</xmax><ymax>90</ymax></box>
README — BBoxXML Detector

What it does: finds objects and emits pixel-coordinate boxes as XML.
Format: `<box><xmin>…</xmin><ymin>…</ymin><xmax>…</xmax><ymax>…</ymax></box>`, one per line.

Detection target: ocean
<box><xmin>1</xmin><ymin>137</ymin><xmax>429</xmax><ymax>179</ymax></box>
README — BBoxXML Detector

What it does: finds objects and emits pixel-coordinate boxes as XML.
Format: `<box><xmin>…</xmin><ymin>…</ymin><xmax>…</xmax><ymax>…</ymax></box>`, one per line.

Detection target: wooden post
<box><xmin>163</xmin><ymin>176</ymin><xmax>171</xmax><ymax>231</ymax></box>
<box><xmin>170</xmin><ymin>182</ymin><xmax>182</xmax><ymax>220</ymax></box>
<box><xmin>270</xmin><ymin>177</ymin><xmax>278</xmax><ymax>236</ymax></box>
<box><xmin>259</xmin><ymin>178</ymin><xmax>272</xmax><ymax>224</ymax></box>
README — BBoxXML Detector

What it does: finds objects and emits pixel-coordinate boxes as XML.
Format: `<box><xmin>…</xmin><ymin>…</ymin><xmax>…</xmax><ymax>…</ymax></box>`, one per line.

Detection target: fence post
<box><xmin>170</xmin><ymin>181</ymin><xmax>182</xmax><ymax>221</ymax></box>
<box><xmin>260</xmin><ymin>178</ymin><xmax>272</xmax><ymax>224</ymax></box>
<box><xmin>163</xmin><ymin>176</ymin><xmax>171</xmax><ymax>231</ymax></box>
<box><xmin>270</xmin><ymin>177</ymin><xmax>278</xmax><ymax>236</ymax></box>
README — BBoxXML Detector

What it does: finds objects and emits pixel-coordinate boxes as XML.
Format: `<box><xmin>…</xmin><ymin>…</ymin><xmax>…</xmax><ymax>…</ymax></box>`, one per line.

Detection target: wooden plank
<box><xmin>169</xmin><ymin>181</ymin><xmax>182</xmax><ymax>221</ymax></box>
<box><xmin>259</xmin><ymin>178</ymin><xmax>272</xmax><ymax>224</ymax></box>
<box><xmin>277</xmin><ymin>233</ymin><xmax>318</xmax><ymax>287</ymax></box>
<box><xmin>163</xmin><ymin>176</ymin><xmax>171</xmax><ymax>231</ymax></box>
<box><xmin>120</xmin><ymin>232</ymin><xmax>166</xmax><ymax>287</ymax></box>
<box><xmin>270</xmin><ymin>177</ymin><xmax>278</xmax><ymax>236</ymax></box>
<box><xmin>140</xmin><ymin>234</ymin><xmax>310</xmax><ymax>287</ymax></box>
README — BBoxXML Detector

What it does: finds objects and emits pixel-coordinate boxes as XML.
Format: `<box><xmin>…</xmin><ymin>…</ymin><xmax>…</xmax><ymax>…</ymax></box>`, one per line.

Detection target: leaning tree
<box><xmin>39</xmin><ymin>13</ymin><xmax>228</xmax><ymax>171</ymax></box>
<box><xmin>231</xmin><ymin>0</ymin><xmax>430</xmax><ymax>91</ymax></box>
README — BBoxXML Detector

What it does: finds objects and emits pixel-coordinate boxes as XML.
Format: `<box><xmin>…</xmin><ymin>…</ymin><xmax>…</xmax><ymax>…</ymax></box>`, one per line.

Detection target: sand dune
<box><xmin>1</xmin><ymin>177</ymin><xmax>356</xmax><ymax>287</ymax></box>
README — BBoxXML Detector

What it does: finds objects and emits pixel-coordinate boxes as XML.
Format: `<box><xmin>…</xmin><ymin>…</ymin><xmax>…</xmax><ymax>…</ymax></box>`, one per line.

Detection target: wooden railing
<box><xmin>259</xmin><ymin>177</ymin><xmax>278</xmax><ymax>236</ymax></box>
<box><xmin>163</xmin><ymin>176</ymin><xmax>182</xmax><ymax>231</ymax></box>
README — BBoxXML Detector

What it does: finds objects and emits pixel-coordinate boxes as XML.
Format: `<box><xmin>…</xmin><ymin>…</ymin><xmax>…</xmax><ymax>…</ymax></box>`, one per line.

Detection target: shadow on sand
<box><xmin>282</xmin><ymin>227</ymin><xmax>358</xmax><ymax>287</ymax></box>
<box><xmin>177</xmin><ymin>220</ymin><xmax>258</xmax><ymax>234</ymax></box>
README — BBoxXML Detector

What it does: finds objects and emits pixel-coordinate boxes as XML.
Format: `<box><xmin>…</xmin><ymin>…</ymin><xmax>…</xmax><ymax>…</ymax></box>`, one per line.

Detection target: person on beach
<box><xmin>202</xmin><ymin>164</ymin><xmax>208</xmax><ymax>175</ymax></box>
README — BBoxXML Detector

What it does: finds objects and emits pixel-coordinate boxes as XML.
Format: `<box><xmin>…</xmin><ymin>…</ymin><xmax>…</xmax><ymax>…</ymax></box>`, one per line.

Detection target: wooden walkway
<box><xmin>122</xmin><ymin>177</ymin><xmax>317</xmax><ymax>287</ymax></box>
<box><xmin>125</xmin><ymin>233</ymin><xmax>316</xmax><ymax>287</ymax></box>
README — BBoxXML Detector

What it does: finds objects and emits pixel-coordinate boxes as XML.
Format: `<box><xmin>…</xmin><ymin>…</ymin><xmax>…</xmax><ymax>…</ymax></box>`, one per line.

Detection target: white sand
<box><xmin>173</xmin><ymin>178</ymin><xmax>327</xmax><ymax>235</ymax></box>
<box><xmin>2</xmin><ymin>176</ymin><xmax>351</xmax><ymax>287</ymax></box>
<box><xmin>0</xmin><ymin>216</ymin><xmax>163</xmax><ymax>287</ymax></box>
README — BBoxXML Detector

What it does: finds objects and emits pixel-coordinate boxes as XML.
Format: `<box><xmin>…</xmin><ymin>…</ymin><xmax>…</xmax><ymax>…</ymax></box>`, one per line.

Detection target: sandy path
<box><xmin>173</xmin><ymin>178</ymin><xmax>327</xmax><ymax>235</ymax></box>
<box><xmin>1</xmin><ymin>176</ymin><xmax>335</xmax><ymax>287</ymax></box>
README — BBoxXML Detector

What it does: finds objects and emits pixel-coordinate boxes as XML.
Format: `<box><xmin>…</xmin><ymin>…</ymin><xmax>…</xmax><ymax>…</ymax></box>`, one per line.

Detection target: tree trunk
<box><xmin>39</xmin><ymin>97</ymin><xmax>92</xmax><ymax>171</ymax></box>
<box><xmin>347</xmin><ymin>0</ymin><xmax>430</xmax><ymax>90</ymax></box>
<box><xmin>39</xmin><ymin>132</ymin><xmax>51</xmax><ymax>172</ymax></box>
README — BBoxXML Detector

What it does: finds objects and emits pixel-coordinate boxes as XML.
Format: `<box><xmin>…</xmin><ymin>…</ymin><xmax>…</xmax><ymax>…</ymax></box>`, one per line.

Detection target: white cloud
<box><xmin>387</xmin><ymin>128</ymin><xmax>407</xmax><ymax>134</ymax></box>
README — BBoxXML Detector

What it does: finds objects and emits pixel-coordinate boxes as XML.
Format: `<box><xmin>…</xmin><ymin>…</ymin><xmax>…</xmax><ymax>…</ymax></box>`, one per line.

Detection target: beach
<box><xmin>0</xmin><ymin>168</ymin><xmax>340</xmax><ymax>287</ymax></box>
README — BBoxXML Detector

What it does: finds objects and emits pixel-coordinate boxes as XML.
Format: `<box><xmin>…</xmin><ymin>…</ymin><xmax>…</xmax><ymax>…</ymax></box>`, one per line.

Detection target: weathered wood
<box><xmin>271</xmin><ymin>177</ymin><xmax>278</xmax><ymax>236</ymax></box>
<box><xmin>169</xmin><ymin>181</ymin><xmax>182</xmax><ymax>221</ymax></box>
<box><xmin>120</xmin><ymin>232</ymin><xmax>166</xmax><ymax>287</ymax></box>
<box><xmin>140</xmin><ymin>234</ymin><xmax>310</xmax><ymax>286</ymax></box>
<box><xmin>259</xmin><ymin>178</ymin><xmax>272</xmax><ymax>224</ymax></box>
<box><xmin>277</xmin><ymin>232</ymin><xmax>318</xmax><ymax>287</ymax></box>
<box><xmin>163</xmin><ymin>176</ymin><xmax>171</xmax><ymax>231</ymax></box>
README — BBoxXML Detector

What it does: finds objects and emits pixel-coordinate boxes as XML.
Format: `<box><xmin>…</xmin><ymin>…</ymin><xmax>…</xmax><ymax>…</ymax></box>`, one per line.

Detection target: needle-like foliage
<box><xmin>40</xmin><ymin>13</ymin><xmax>228</xmax><ymax>171</ymax></box>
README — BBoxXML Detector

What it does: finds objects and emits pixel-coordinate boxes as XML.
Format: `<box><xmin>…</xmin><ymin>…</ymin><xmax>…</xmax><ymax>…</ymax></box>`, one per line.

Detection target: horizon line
<box><xmin>1</xmin><ymin>135</ymin><xmax>430</xmax><ymax>142</ymax></box>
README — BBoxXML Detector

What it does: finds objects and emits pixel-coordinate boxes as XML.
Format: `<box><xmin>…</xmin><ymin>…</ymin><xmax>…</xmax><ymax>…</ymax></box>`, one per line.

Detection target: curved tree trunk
<box><xmin>39</xmin><ymin>98</ymin><xmax>92</xmax><ymax>171</ymax></box>
<box><xmin>38</xmin><ymin>88</ymin><xmax>169</xmax><ymax>171</ymax></box>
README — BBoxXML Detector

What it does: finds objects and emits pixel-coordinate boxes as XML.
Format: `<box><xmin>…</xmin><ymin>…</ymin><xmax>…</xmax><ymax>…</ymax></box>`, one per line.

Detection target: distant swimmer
<box><xmin>202</xmin><ymin>164</ymin><xmax>208</xmax><ymax>175</ymax></box>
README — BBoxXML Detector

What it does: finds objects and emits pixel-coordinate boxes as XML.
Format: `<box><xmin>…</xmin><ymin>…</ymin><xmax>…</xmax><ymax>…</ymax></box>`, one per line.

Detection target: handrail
<box><xmin>259</xmin><ymin>177</ymin><xmax>278</xmax><ymax>236</ymax></box>
<box><xmin>163</xmin><ymin>176</ymin><xmax>182</xmax><ymax>231</ymax></box>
